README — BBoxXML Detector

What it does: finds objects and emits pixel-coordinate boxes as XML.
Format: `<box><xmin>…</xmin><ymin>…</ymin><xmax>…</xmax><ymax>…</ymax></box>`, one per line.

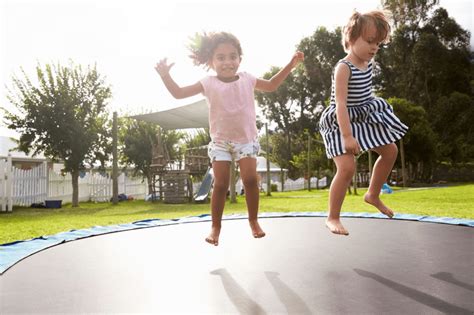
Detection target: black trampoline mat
<box><xmin>1</xmin><ymin>217</ymin><xmax>473</xmax><ymax>314</ymax></box>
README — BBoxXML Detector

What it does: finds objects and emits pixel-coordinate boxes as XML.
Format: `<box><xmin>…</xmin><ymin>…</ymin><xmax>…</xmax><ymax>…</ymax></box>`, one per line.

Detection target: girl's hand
<box><xmin>344</xmin><ymin>136</ymin><xmax>361</xmax><ymax>155</ymax></box>
<box><xmin>290</xmin><ymin>51</ymin><xmax>304</xmax><ymax>68</ymax></box>
<box><xmin>155</xmin><ymin>58</ymin><xmax>175</xmax><ymax>78</ymax></box>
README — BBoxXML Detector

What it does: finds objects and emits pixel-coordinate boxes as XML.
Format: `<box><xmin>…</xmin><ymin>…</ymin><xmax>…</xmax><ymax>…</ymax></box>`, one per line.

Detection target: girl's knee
<box><xmin>374</xmin><ymin>143</ymin><xmax>398</xmax><ymax>159</ymax></box>
<box><xmin>391</xmin><ymin>143</ymin><xmax>399</xmax><ymax>155</ymax></box>
<box><xmin>334</xmin><ymin>155</ymin><xmax>356</xmax><ymax>181</ymax></box>
<box><xmin>337</xmin><ymin>164</ymin><xmax>356</xmax><ymax>180</ymax></box>
<box><xmin>242</xmin><ymin>175</ymin><xmax>258</xmax><ymax>188</ymax></box>
<box><xmin>213</xmin><ymin>181</ymin><xmax>229</xmax><ymax>193</ymax></box>
<box><xmin>384</xmin><ymin>143</ymin><xmax>398</xmax><ymax>159</ymax></box>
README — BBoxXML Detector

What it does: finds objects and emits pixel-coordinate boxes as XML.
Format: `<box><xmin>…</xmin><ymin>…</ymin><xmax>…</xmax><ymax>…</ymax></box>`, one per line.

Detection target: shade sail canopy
<box><xmin>131</xmin><ymin>99</ymin><xmax>208</xmax><ymax>130</ymax></box>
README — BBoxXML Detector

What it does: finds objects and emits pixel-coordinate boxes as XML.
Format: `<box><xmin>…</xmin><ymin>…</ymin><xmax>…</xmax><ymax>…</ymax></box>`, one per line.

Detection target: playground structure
<box><xmin>194</xmin><ymin>167</ymin><xmax>214</xmax><ymax>203</ymax></box>
<box><xmin>130</xmin><ymin>99</ymin><xmax>212</xmax><ymax>203</ymax></box>
<box><xmin>150</xmin><ymin>133</ymin><xmax>211</xmax><ymax>203</ymax></box>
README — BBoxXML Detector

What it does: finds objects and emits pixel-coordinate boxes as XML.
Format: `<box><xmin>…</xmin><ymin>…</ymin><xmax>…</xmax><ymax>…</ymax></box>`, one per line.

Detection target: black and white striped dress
<box><xmin>319</xmin><ymin>60</ymin><xmax>408</xmax><ymax>159</ymax></box>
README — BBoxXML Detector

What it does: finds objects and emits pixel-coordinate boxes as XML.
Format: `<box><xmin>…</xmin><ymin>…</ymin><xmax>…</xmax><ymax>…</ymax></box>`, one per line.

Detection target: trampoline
<box><xmin>0</xmin><ymin>213</ymin><xmax>473</xmax><ymax>314</ymax></box>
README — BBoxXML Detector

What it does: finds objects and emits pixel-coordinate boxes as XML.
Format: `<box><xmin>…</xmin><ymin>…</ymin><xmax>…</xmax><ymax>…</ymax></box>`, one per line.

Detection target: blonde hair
<box><xmin>187</xmin><ymin>31</ymin><xmax>243</xmax><ymax>70</ymax></box>
<box><xmin>342</xmin><ymin>10</ymin><xmax>391</xmax><ymax>52</ymax></box>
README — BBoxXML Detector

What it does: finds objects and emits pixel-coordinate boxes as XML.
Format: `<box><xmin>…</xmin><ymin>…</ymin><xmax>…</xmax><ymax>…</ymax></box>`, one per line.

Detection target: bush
<box><xmin>271</xmin><ymin>184</ymin><xmax>278</xmax><ymax>192</ymax></box>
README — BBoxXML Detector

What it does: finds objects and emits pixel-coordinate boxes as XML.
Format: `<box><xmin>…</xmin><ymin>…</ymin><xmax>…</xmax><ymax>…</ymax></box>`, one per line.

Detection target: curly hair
<box><xmin>342</xmin><ymin>10</ymin><xmax>391</xmax><ymax>52</ymax></box>
<box><xmin>187</xmin><ymin>31</ymin><xmax>243</xmax><ymax>69</ymax></box>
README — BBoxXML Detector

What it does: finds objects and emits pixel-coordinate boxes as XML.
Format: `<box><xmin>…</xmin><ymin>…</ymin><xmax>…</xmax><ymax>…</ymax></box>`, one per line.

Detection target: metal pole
<box><xmin>353</xmin><ymin>157</ymin><xmax>358</xmax><ymax>195</ymax></box>
<box><xmin>112</xmin><ymin>112</ymin><xmax>119</xmax><ymax>204</ymax></box>
<box><xmin>368</xmin><ymin>150</ymin><xmax>373</xmax><ymax>179</ymax></box>
<box><xmin>265</xmin><ymin>123</ymin><xmax>271</xmax><ymax>196</ymax></box>
<box><xmin>230</xmin><ymin>159</ymin><xmax>237</xmax><ymax>203</ymax></box>
<box><xmin>400</xmin><ymin>138</ymin><xmax>407</xmax><ymax>187</ymax></box>
<box><xmin>307</xmin><ymin>132</ymin><xmax>311</xmax><ymax>191</ymax></box>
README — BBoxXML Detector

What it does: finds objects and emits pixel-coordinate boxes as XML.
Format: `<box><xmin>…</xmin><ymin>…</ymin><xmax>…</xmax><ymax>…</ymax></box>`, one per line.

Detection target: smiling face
<box><xmin>210</xmin><ymin>42</ymin><xmax>241</xmax><ymax>82</ymax></box>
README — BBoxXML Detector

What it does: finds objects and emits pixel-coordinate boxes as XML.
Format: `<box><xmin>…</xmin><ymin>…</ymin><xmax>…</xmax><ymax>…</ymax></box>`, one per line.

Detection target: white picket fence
<box><xmin>0</xmin><ymin>156</ymin><xmax>13</xmax><ymax>211</ymax></box>
<box><xmin>235</xmin><ymin>176</ymin><xmax>328</xmax><ymax>193</ymax></box>
<box><xmin>0</xmin><ymin>155</ymin><xmax>148</xmax><ymax>211</ymax></box>
<box><xmin>278</xmin><ymin>177</ymin><xmax>328</xmax><ymax>191</ymax></box>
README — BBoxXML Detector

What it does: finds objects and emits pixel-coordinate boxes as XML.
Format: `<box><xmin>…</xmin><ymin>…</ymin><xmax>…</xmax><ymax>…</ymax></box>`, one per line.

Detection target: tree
<box><xmin>120</xmin><ymin>119</ymin><xmax>186</xmax><ymax>193</ymax></box>
<box><xmin>259</xmin><ymin>131</ymin><xmax>296</xmax><ymax>179</ymax></box>
<box><xmin>161</xmin><ymin>129</ymin><xmax>185</xmax><ymax>167</ymax></box>
<box><xmin>382</xmin><ymin>0</ymin><xmax>439</xmax><ymax>28</ymax></box>
<box><xmin>297</xmin><ymin>26</ymin><xmax>345</xmax><ymax>111</ymax></box>
<box><xmin>377</xmin><ymin>4</ymin><xmax>471</xmax><ymax>165</ymax></box>
<box><xmin>2</xmin><ymin>62</ymin><xmax>112</xmax><ymax>207</ymax></box>
<box><xmin>388</xmin><ymin>97</ymin><xmax>437</xmax><ymax>181</ymax></box>
<box><xmin>183</xmin><ymin>129</ymin><xmax>211</xmax><ymax>149</ymax></box>
<box><xmin>120</xmin><ymin>118</ymin><xmax>160</xmax><ymax>194</ymax></box>
<box><xmin>290</xmin><ymin>130</ymin><xmax>328</xmax><ymax>185</ymax></box>
<box><xmin>255</xmin><ymin>67</ymin><xmax>297</xmax><ymax>173</ymax></box>
<box><xmin>432</xmin><ymin>92</ymin><xmax>474</xmax><ymax>164</ymax></box>
<box><xmin>256</xmin><ymin>27</ymin><xmax>344</xmax><ymax>178</ymax></box>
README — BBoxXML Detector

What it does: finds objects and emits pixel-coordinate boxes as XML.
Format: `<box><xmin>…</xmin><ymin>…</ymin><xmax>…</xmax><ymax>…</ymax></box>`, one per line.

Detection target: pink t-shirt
<box><xmin>200</xmin><ymin>72</ymin><xmax>258</xmax><ymax>143</ymax></box>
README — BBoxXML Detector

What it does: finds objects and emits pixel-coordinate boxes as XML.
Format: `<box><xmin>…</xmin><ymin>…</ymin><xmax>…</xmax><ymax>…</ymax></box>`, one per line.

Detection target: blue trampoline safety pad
<box><xmin>1</xmin><ymin>212</ymin><xmax>472</xmax><ymax>274</ymax></box>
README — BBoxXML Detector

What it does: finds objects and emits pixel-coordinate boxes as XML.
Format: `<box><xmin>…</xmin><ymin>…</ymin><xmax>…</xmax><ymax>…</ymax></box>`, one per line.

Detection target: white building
<box><xmin>0</xmin><ymin>136</ymin><xmax>48</xmax><ymax>170</ymax></box>
<box><xmin>256</xmin><ymin>156</ymin><xmax>287</xmax><ymax>184</ymax></box>
<box><xmin>234</xmin><ymin>156</ymin><xmax>286</xmax><ymax>193</ymax></box>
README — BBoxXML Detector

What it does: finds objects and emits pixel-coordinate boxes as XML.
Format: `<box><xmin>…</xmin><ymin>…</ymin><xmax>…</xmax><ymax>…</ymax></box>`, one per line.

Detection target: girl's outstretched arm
<box><xmin>155</xmin><ymin>58</ymin><xmax>203</xmax><ymax>99</ymax></box>
<box><xmin>255</xmin><ymin>52</ymin><xmax>304</xmax><ymax>92</ymax></box>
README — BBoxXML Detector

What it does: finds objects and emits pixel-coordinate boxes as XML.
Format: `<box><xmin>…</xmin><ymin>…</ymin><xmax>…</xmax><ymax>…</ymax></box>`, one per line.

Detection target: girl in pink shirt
<box><xmin>155</xmin><ymin>31</ymin><xmax>304</xmax><ymax>246</ymax></box>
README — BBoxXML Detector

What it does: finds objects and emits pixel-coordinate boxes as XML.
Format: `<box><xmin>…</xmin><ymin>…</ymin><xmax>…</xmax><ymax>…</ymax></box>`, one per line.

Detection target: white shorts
<box><xmin>208</xmin><ymin>140</ymin><xmax>260</xmax><ymax>162</ymax></box>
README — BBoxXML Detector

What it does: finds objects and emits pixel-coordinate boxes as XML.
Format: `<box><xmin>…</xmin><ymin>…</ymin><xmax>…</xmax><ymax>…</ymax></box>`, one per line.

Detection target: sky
<box><xmin>1</xmin><ymin>0</ymin><xmax>472</xmax><ymax>138</ymax></box>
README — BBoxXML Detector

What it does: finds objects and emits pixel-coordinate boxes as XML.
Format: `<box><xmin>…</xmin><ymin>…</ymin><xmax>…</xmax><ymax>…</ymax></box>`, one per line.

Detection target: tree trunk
<box><xmin>400</xmin><ymin>138</ymin><xmax>408</xmax><ymax>187</ymax></box>
<box><xmin>71</xmin><ymin>169</ymin><xmax>79</xmax><ymax>207</ymax></box>
<box><xmin>316</xmin><ymin>166</ymin><xmax>320</xmax><ymax>189</ymax></box>
<box><xmin>147</xmin><ymin>174</ymin><xmax>153</xmax><ymax>195</ymax></box>
<box><xmin>112</xmin><ymin>112</ymin><xmax>119</xmax><ymax>204</ymax></box>
<box><xmin>280</xmin><ymin>168</ymin><xmax>285</xmax><ymax>192</ymax></box>
<box><xmin>352</xmin><ymin>157</ymin><xmax>358</xmax><ymax>195</ymax></box>
<box><xmin>368</xmin><ymin>150</ymin><xmax>373</xmax><ymax>179</ymax></box>
<box><xmin>307</xmin><ymin>133</ymin><xmax>311</xmax><ymax>191</ymax></box>
<box><xmin>230</xmin><ymin>159</ymin><xmax>237</xmax><ymax>203</ymax></box>
<box><xmin>286</xmin><ymin>129</ymin><xmax>292</xmax><ymax>169</ymax></box>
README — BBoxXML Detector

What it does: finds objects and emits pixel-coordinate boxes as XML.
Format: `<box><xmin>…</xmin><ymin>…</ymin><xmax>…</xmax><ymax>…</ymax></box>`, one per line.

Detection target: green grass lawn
<box><xmin>1</xmin><ymin>183</ymin><xmax>473</xmax><ymax>245</ymax></box>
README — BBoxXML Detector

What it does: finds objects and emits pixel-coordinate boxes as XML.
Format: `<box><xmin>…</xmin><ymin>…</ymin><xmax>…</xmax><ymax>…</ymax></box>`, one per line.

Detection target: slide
<box><xmin>194</xmin><ymin>168</ymin><xmax>214</xmax><ymax>203</ymax></box>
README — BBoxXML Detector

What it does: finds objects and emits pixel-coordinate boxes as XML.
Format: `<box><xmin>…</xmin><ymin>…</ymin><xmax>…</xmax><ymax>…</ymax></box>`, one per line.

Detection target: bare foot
<box><xmin>205</xmin><ymin>227</ymin><xmax>220</xmax><ymax>246</ymax></box>
<box><xmin>325</xmin><ymin>218</ymin><xmax>349</xmax><ymax>235</ymax></box>
<box><xmin>249</xmin><ymin>220</ymin><xmax>266</xmax><ymax>238</ymax></box>
<box><xmin>364</xmin><ymin>193</ymin><xmax>394</xmax><ymax>218</ymax></box>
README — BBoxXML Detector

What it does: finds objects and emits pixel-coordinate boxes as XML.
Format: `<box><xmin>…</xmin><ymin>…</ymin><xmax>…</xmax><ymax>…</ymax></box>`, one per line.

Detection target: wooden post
<box><xmin>265</xmin><ymin>123</ymin><xmax>271</xmax><ymax>196</ymax></box>
<box><xmin>43</xmin><ymin>161</ymin><xmax>49</xmax><ymax>203</ymax></box>
<box><xmin>400</xmin><ymin>138</ymin><xmax>407</xmax><ymax>187</ymax></box>
<box><xmin>280</xmin><ymin>168</ymin><xmax>284</xmax><ymax>192</ymax></box>
<box><xmin>112</xmin><ymin>112</ymin><xmax>119</xmax><ymax>204</ymax></box>
<box><xmin>0</xmin><ymin>156</ymin><xmax>10</xmax><ymax>212</ymax></box>
<box><xmin>368</xmin><ymin>150</ymin><xmax>373</xmax><ymax>179</ymax></box>
<box><xmin>0</xmin><ymin>157</ymin><xmax>5</xmax><ymax>212</ymax></box>
<box><xmin>230</xmin><ymin>159</ymin><xmax>237</xmax><ymax>203</ymax></box>
<box><xmin>316</xmin><ymin>166</ymin><xmax>320</xmax><ymax>190</ymax></box>
<box><xmin>307</xmin><ymin>132</ymin><xmax>311</xmax><ymax>191</ymax></box>
<box><xmin>6</xmin><ymin>155</ymin><xmax>12</xmax><ymax>212</ymax></box>
<box><xmin>353</xmin><ymin>156</ymin><xmax>358</xmax><ymax>195</ymax></box>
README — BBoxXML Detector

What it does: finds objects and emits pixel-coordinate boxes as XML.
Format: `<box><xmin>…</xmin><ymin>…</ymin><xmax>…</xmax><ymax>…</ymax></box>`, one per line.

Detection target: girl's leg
<box><xmin>206</xmin><ymin>161</ymin><xmax>230</xmax><ymax>246</ymax></box>
<box><xmin>239</xmin><ymin>157</ymin><xmax>265</xmax><ymax>238</ymax></box>
<box><xmin>364</xmin><ymin>143</ymin><xmax>398</xmax><ymax>218</ymax></box>
<box><xmin>327</xmin><ymin>154</ymin><xmax>356</xmax><ymax>235</ymax></box>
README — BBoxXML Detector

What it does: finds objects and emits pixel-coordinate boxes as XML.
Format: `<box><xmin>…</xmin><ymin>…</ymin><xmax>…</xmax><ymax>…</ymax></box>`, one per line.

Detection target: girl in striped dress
<box><xmin>319</xmin><ymin>10</ymin><xmax>408</xmax><ymax>235</ymax></box>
